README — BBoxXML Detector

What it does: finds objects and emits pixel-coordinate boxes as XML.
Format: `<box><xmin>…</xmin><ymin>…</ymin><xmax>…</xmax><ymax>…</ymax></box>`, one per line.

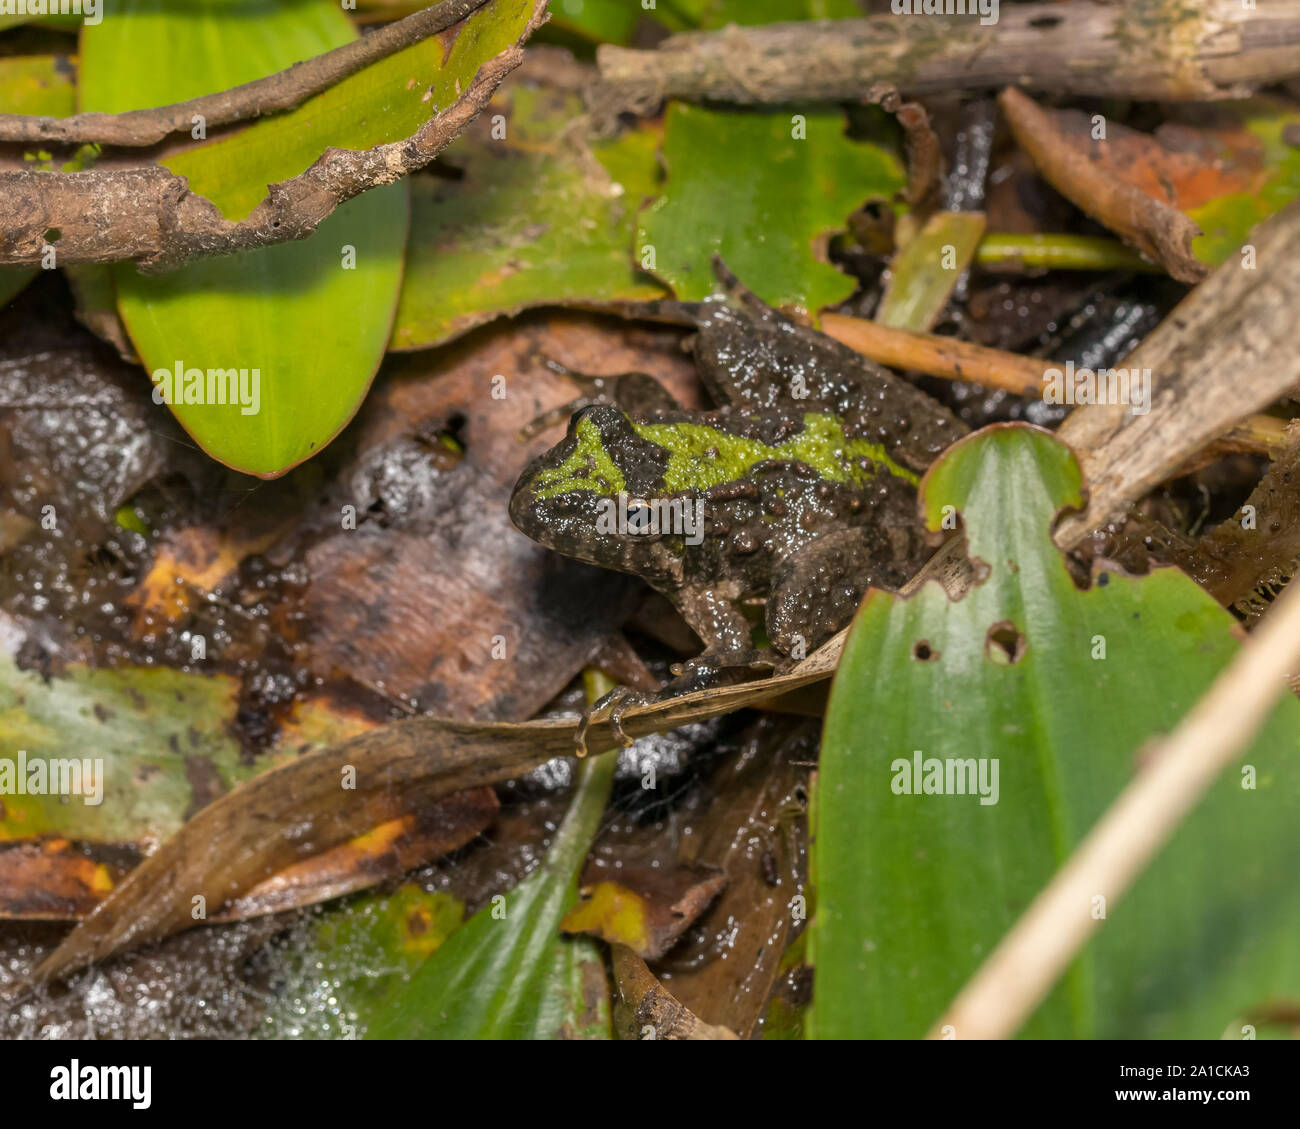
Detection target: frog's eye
<box><xmin>626</xmin><ymin>501</ymin><xmax>655</xmax><ymax>532</ymax></box>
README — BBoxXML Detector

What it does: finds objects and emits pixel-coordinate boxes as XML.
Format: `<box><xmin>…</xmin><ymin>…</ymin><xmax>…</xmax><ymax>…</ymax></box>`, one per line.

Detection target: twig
<box><xmin>593</xmin><ymin>0</ymin><xmax>1300</xmax><ymax>113</ymax></box>
<box><xmin>0</xmin><ymin>0</ymin><xmax>549</xmax><ymax>272</ymax></box>
<box><xmin>930</xmin><ymin>577</ymin><xmax>1300</xmax><ymax>1040</ymax></box>
<box><xmin>0</xmin><ymin>0</ymin><xmax>493</xmax><ymax>147</ymax></box>
<box><xmin>999</xmin><ymin>87</ymin><xmax>1209</xmax><ymax>283</ymax></box>
<box><xmin>820</xmin><ymin>313</ymin><xmax>1285</xmax><ymax>458</ymax></box>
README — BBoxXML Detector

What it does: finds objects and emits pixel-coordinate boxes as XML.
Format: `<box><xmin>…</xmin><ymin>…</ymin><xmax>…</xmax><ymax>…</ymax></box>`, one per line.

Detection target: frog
<box><xmin>509</xmin><ymin>286</ymin><xmax>967</xmax><ymax>747</ymax></box>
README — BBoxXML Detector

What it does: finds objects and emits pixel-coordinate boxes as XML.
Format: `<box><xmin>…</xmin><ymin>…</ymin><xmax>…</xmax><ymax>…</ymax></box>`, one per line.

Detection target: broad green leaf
<box><xmin>0</xmin><ymin>53</ymin><xmax>75</xmax><ymax>114</ymax></box>
<box><xmin>260</xmin><ymin>884</ymin><xmax>465</xmax><ymax>1039</ymax></box>
<box><xmin>877</xmin><ymin>211</ymin><xmax>985</xmax><ymax>332</ymax></box>
<box><xmin>78</xmin><ymin>0</ymin><xmax>405</xmax><ymax>478</ymax></box>
<box><xmin>391</xmin><ymin>86</ymin><xmax>665</xmax><ymax>350</ymax></box>
<box><xmin>365</xmin><ymin>750</ymin><xmax>616</xmax><ymax>1039</ymax></box>
<box><xmin>547</xmin><ymin>0</ymin><xmax>644</xmax><ymax>42</ymax></box>
<box><xmin>810</xmin><ymin>426</ymin><xmax>1300</xmax><ymax>1039</ymax></box>
<box><xmin>674</xmin><ymin>0</ymin><xmax>860</xmax><ymax>26</ymax></box>
<box><xmin>0</xmin><ymin>55</ymin><xmax>77</xmax><ymax>308</ymax></box>
<box><xmin>79</xmin><ymin>0</ymin><xmax>539</xmax><ymax>476</ymax></box>
<box><xmin>639</xmin><ymin>103</ymin><xmax>904</xmax><ymax>312</ymax></box>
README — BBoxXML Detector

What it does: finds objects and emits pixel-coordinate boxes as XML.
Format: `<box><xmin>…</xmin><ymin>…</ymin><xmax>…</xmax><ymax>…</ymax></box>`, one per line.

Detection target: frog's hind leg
<box><xmin>519</xmin><ymin>355</ymin><xmax>683</xmax><ymax>440</ymax></box>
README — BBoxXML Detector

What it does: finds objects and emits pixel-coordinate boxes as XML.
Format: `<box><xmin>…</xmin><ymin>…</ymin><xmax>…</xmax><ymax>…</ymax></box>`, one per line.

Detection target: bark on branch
<box><xmin>592</xmin><ymin>0</ymin><xmax>1300</xmax><ymax>113</ymax></box>
<box><xmin>0</xmin><ymin>0</ymin><xmax>495</xmax><ymax>147</ymax></box>
<box><xmin>0</xmin><ymin>0</ymin><xmax>548</xmax><ymax>273</ymax></box>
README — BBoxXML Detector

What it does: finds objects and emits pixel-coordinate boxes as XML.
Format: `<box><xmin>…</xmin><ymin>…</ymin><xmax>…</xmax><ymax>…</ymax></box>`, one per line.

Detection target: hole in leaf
<box><xmin>913</xmin><ymin>640</ymin><xmax>939</xmax><ymax>662</ymax></box>
<box><xmin>985</xmin><ymin>621</ymin><xmax>1026</xmax><ymax>665</ymax></box>
<box><xmin>1029</xmin><ymin>15</ymin><xmax>1062</xmax><ymax>28</ymax></box>
<box><xmin>44</xmin><ymin>227</ymin><xmax>61</xmax><ymax>243</ymax></box>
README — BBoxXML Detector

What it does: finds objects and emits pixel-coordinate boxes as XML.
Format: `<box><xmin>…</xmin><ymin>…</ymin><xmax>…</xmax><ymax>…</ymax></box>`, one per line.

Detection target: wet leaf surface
<box><xmin>812</xmin><ymin>426</ymin><xmax>1300</xmax><ymax>1039</ymax></box>
<box><xmin>363</xmin><ymin>745</ymin><xmax>616</xmax><ymax>1039</ymax></box>
<box><xmin>639</xmin><ymin>102</ymin><xmax>905</xmax><ymax>311</ymax></box>
<box><xmin>392</xmin><ymin>84</ymin><xmax>666</xmax><ymax>350</ymax></box>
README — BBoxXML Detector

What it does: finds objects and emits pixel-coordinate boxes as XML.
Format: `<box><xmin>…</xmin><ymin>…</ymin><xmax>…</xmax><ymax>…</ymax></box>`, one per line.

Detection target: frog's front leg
<box><xmin>667</xmin><ymin>583</ymin><xmax>780</xmax><ymax>687</ymax></box>
<box><xmin>573</xmin><ymin>585</ymin><xmax>774</xmax><ymax>755</ymax></box>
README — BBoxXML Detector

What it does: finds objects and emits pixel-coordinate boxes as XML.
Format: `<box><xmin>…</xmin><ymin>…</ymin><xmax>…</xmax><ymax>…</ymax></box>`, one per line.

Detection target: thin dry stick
<box><xmin>0</xmin><ymin>0</ymin><xmax>493</xmax><ymax>146</ymax></box>
<box><xmin>819</xmin><ymin>312</ymin><xmax>1285</xmax><ymax>457</ymax></box>
<box><xmin>931</xmin><ymin>578</ymin><xmax>1300</xmax><ymax>1040</ymax></box>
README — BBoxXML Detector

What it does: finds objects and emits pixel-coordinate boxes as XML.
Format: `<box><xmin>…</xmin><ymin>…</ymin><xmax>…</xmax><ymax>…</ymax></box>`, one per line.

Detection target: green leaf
<box><xmin>876</xmin><ymin>211</ymin><xmax>985</xmax><ymax>332</ymax></box>
<box><xmin>364</xmin><ymin>750</ymin><xmax>616</xmax><ymax>1039</ymax></box>
<box><xmin>547</xmin><ymin>0</ymin><xmax>644</xmax><ymax>43</ymax></box>
<box><xmin>77</xmin><ymin>0</ymin><xmax>406</xmax><ymax>478</ymax></box>
<box><xmin>260</xmin><ymin>884</ymin><xmax>465</xmax><ymax>1039</ymax></box>
<box><xmin>810</xmin><ymin>425</ymin><xmax>1300</xmax><ymax>1039</ymax></box>
<box><xmin>78</xmin><ymin>0</ymin><xmax>539</xmax><ymax>477</ymax></box>
<box><xmin>673</xmin><ymin>0</ymin><xmax>860</xmax><ymax>26</ymax></box>
<box><xmin>547</xmin><ymin>0</ymin><xmax>859</xmax><ymax>42</ymax></box>
<box><xmin>638</xmin><ymin>103</ymin><xmax>904</xmax><ymax>312</ymax></box>
<box><xmin>0</xmin><ymin>55</ymin><xmax>77</xmax><ymax>308</ymax></box>
<box><xmin>391</xmin><ymin>86</ymin><xmax>666</xmax><ymax>350</ymax></box>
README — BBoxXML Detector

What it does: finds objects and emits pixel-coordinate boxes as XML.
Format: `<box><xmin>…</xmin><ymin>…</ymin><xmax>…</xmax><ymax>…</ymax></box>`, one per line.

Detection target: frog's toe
<box><xmin>667</xmin><ymin>647</ymin><xmax>780</xmax><ymax>691</ymax></box>
<box><xmin>575</xmin><ymin>686</ymin><xmax>653</xmax><ymax>755</ymax></box>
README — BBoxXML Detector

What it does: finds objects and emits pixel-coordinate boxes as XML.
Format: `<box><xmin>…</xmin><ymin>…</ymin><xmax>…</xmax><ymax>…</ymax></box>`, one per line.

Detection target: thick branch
<box><xmin>593</xmin><ymin>0</ymin><xmax>1300</xmax><ymax>112</ymax></box>
<box><xmin>0</xmin><ymin>3</ymin><xmax>548</xmax><ymax>273</ymax></box>
<box><xmin>0</xmin><ymin>0</ymin><xmax>493</xmax><ymax>147</ymax></box>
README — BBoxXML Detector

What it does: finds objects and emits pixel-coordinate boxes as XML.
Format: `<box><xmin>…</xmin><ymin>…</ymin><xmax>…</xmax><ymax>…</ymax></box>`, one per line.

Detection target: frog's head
<box><xmin>509</xmin><ymin>406</ymin><xmax>684</xmax><ymax>583</ymax></box>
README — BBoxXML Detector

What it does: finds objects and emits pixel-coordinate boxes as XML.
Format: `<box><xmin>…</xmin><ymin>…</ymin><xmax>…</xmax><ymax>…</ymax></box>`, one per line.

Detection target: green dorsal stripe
<box><xmin>535</xmin><ymin>412</ymin><xmax>918</xmax><ymax>500</ymax></box>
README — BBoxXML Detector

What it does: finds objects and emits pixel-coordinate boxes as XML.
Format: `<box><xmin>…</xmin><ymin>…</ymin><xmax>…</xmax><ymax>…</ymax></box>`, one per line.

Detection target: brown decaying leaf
<box><xmin>217</xmin><ymin>786</ymin><xmax>497</xmax><ymax>921</ymax></box>
<box><xmin>998</xmin><ymin>87</ymin><xmax>1210</xmax><ymax>283</ymax></box>
<box><xmin>1137</xmin><ymin>423</ymin><xmax>1300</xmax><ymax>618</ymax></box>
<box><xmin>127</xmin><ymin>522</ymin><xmax>287</xmax><ymax>637</ymax></box>
<box><xmin>304</xmin><ymin>313</ymin><xmax>700</xmax><ymax>721</ymax></box>
<box><xmin>0</xmin><ymin>841</ymin><xmax>118</xmax><ymax>920</ymax></box>
<box><xmin>867</xmin><ymin>82</ymin><xmax>943</xmax><ymax>210</ymax></box>
<box><xmin>610</xmin><ymin>943</ymin><xmax>739</xmax><ymax>1041</ymax></box>
<box><xmin>20</xmin><ymin>632</ymin><xmax>846</xmax><ymax>991</ymax></box>
<box><xmin>561</xmin><ymin>864</ymin><xmax>725</xmax><ymax>961</ymax></box>
<box><xmin>0</xmin><ymin>788</ymin><xmax>497</xmax><ymax>924</ymax></box>
<box><xmin>655</xmin><ymin>718</ymin><xmax>814</xmax><ymax>1038</ymax></box>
